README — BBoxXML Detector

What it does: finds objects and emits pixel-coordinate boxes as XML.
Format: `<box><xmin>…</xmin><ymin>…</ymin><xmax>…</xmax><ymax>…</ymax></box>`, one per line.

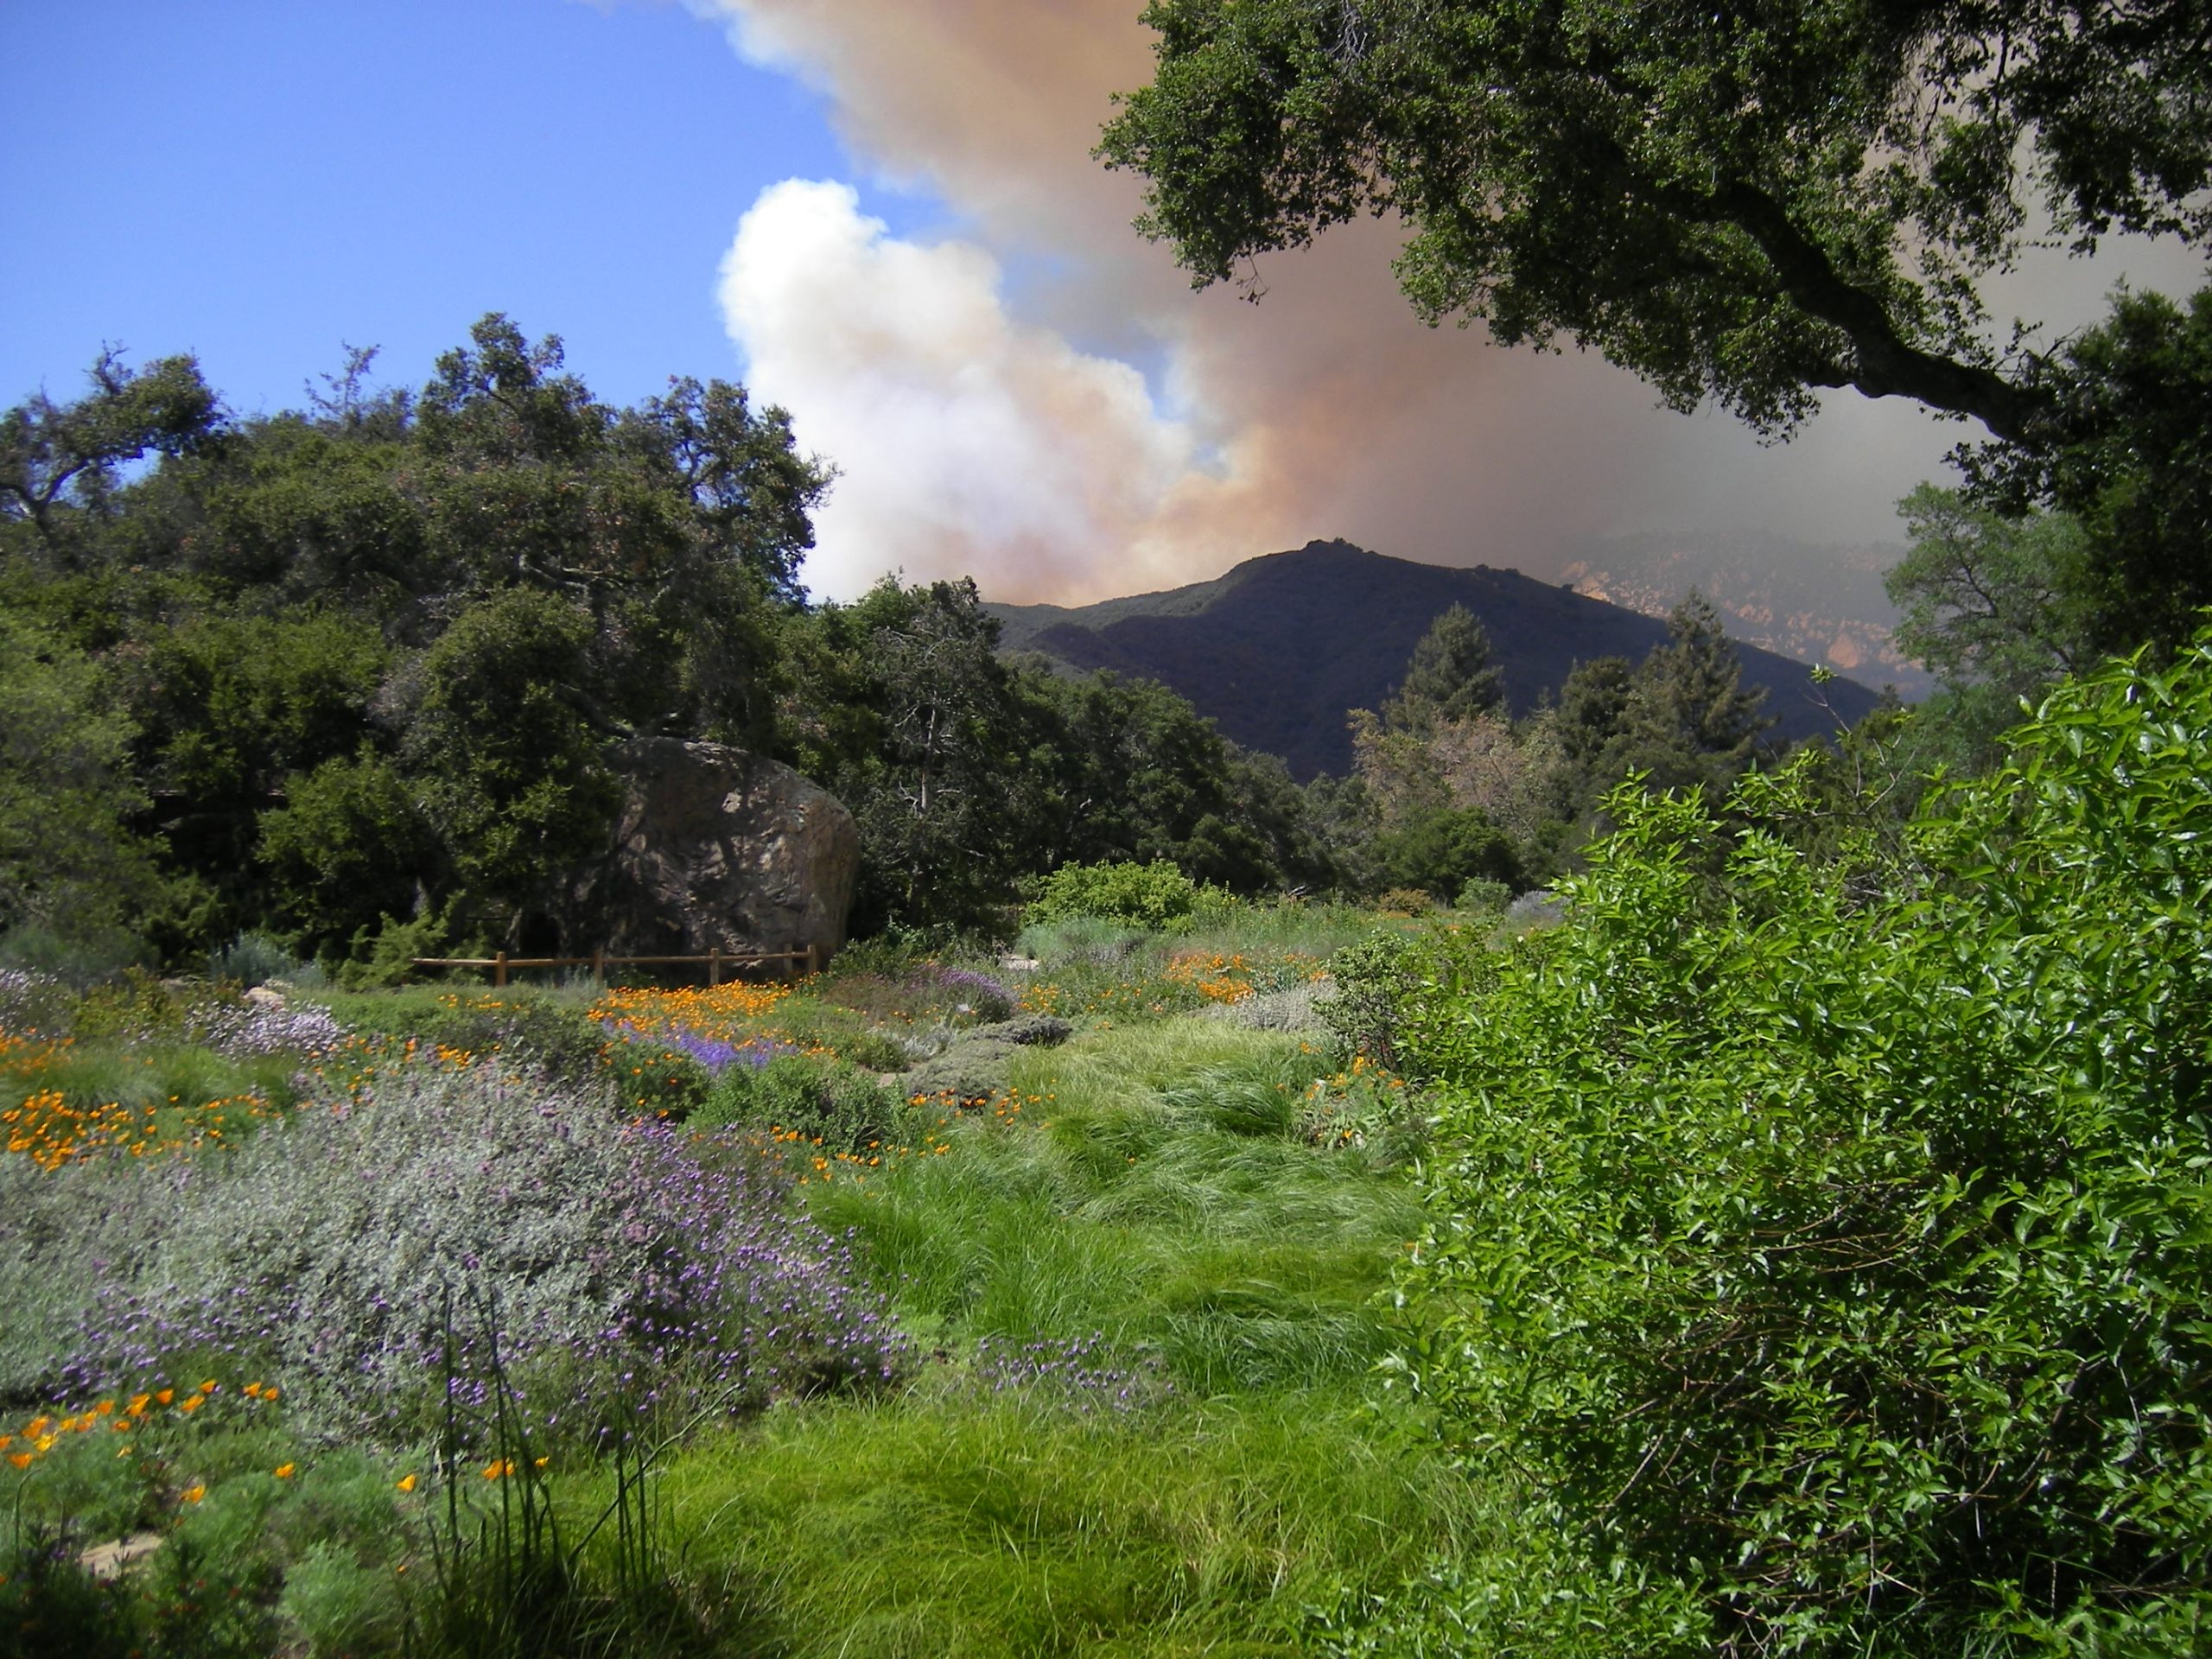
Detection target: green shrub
<box><xmin>695</xmin><ymin>1054</ymin><xmax>906</xmax><ymax>1153</ymax></box>
<box><xmin>67</xmin><ymin>968</ymin><xmax>220</xmax><ymax>1042</ymax></box>
<box><xmin>0</xmin><ymin>966</ymin><xmax>75</xmax><ymax>1034</ymax></box>
<box><xmin>0</xmin><ymin>923</ymin><xmax>153</xmax><ymax>990</ymax></box>
<box><xmin>1315</xmin><ymin>934</ymin><xmax>1425</xmax><ymax>1069</ymax></box>
<box><xmin>1013</xmin><ymin>913</ymin><xmax>1150</xmax><ymax>965</ymax></box>
<box><xmin>337</xmin><ymin>905</ymin><xmax>451</xmax><ymax>991</ymax></box>
<box><xmin>325</xmin><ymin>988</ymin><xmax>614</xmax><ymax>1087</ymax></box>
<box><xmin>207</xmin><ymin>930</ymin><xmax>301</xmax><ymax>986</ymax></box>
<box><xmin>1452</xmin><ymin>878</ymin><xmax>1511</xmax><ymax>914</ymax></box>
<box><xmin>835</xmin><ymin>1028</ymin><xmax>911</xmax><ymax>1074</ymax></box>
<box><xmin>1027</xmin><ymin>858</ymin><xmax>1229</xmax><ymax>931</ymax></box>
<box><xmin>1385</xmin><ymin>638</ymin><xmax>2212</xmax><ymax>1655</ymax></box>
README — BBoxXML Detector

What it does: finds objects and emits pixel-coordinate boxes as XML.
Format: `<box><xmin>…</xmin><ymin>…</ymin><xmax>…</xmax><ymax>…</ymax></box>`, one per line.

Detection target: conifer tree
<box><xmin>1385</xmin><ymin>603</ymin><xmax>1504</xmax><ymax>736</ymax></box>
<box><xmin>1605</xmin><ymin>593</ymin><xmax>1775</xmax><ymax>796</ymax></box>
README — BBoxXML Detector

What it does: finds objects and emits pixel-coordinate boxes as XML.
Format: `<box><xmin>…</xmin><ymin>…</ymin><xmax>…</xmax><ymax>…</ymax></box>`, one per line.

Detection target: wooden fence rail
<box><xmin>410</xmin><ymin>944</ymin><xmax>821</xmax><ymax>988</ymax></box>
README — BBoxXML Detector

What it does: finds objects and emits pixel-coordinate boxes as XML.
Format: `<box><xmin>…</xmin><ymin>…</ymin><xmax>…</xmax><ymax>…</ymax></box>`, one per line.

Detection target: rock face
<box><xmin>574</xmin><ymin>740</ymin><xmax>860</xmax><ymax>966</ymax></box>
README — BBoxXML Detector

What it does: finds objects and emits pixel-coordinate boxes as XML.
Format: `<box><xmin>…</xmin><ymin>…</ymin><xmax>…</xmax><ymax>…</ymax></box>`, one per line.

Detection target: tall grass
<box><xmin>5</xmin><ymin>916</ymin><xmax>1476</xmax><ymax>1655</ymax></box>
<box><xmin>666</xmin><ymin>1391</ymin><xmax>1494</xmax><ymax>1659</ymax></box>
<box><xmin>804</xmin><ymin>1022</ymin><xmax>1425</xmax><ymax>1395</ymax></box>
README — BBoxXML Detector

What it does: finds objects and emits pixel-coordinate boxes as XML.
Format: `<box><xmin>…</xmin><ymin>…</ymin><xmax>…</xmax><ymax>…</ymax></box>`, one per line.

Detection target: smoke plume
<box><xmin>690</xmin><ymin>0</ymin><xmax>2198</xmax><ymax>607</ymax></box>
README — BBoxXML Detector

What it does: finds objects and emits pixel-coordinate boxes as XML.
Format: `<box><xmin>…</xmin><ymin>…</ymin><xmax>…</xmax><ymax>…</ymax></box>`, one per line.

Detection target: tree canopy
<box><xmin>1385</xmin><ymin>602</ymin><xmax>1503</xmax><ymax>734</ymax></box>
<box><xmin>1099</xmin><ymin>0</ymin><xmax>2212</xmax><ymax>442</ymax></box>
<box><xmin>1</xmin><ymin>322</ymin><xmax>1372</xmax><ymax>968</ymax></box>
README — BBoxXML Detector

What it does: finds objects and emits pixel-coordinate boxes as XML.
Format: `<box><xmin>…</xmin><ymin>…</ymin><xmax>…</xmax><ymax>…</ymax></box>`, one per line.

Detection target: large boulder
<box><xmin>573</xmin><ymin>739</ymin><xmax>859</xmax><ymax>966</ymax></box>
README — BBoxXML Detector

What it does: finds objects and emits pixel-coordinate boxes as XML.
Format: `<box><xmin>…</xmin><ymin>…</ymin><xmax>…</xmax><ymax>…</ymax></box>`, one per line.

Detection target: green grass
<box><xmin>665</xmin><ymin>1391</ymin><xmax>1490</xmax><ymax>1659</ymax></box>
<box><xmin>645</xmin><ymin>1015</ymin><xmax>1460</xmax><ymax>1652</ymax></box>
<box><xmin>35</xmin><ymin>1040</ymin><xmax>300</xmax><ymax>1111</ymax></box>
<box><xmin>7</xmin><ymin>919</ymin><xmax>1478</xmax><ymax>1656</ymax></box>
<box><xmin>801</xmin><ymin>1024</ymin><xmax>1424</xmax><ymax>1390</ymax></box>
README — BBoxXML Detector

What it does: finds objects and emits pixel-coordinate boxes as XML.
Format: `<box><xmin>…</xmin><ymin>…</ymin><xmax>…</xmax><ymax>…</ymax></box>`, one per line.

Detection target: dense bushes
<box><xmin>1027</xmin><ymin>857</ymin><xmax>1230</xmax><ymax>930</ymax></box>
<box><xmin>0</xmin><ymin>1060</ymin><xmax>910</xmax><ymax>1446</ymax></box>
<box><xmin>1372</xmin><ymin>638</ymin><xmax>2212</xmax><ymax>1655</ymax></box>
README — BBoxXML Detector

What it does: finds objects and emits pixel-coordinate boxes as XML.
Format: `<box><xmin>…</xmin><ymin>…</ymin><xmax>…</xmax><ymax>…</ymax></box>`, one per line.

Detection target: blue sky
<box><xmin>0</xmin><ymin>0</ymin><xmax>927</xmax><ymax>415</ymax></box>
<box><xmin>5</xmin><ymin>0</ymin><xmax>2196</xmax><ymax>632</ymax></box>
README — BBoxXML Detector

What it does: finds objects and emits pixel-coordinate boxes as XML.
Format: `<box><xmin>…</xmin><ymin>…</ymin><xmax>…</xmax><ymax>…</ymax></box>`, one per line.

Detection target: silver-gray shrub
<box><xmin>0</xmin><ymin>966</ymin><xmax>73</xmax><ymax>1034</ymax></box>
<box><xmin>188</xmin><ymin>996</ymin><xmax>351</xmax><ymax>1058</ymax></box>
<box><xmin>1</xmin><ymin>1060</ymin><xmax>907</xmax><ymax>1446</ymax></box>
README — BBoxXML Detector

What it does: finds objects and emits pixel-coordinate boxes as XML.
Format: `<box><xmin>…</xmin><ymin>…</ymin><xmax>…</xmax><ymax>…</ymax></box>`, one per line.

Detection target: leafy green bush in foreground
<box><xmin>1376</xmin><ymin>637</ymin><xmax>2212</xmax><ymax>1656</ymax></box>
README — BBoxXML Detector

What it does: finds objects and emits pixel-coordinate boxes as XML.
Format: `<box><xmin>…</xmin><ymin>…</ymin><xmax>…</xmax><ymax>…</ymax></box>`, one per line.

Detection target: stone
<box><xmin>899</xmin><ymin>1016</ymin><xmax>1072</xmax><ymax>1108</ymax></box>
<box><xmin>80</xmin><ymin>1530</ymin><xmax>163</xmax><ymax>1580</ymax></box>
<box><xmin>974</xmin><ymin>1014</ymin><xmax>1071</xmax><ymax>1047</ymax></box>
<box><xmin>572</xmin><ymin>739</ymin><xmax>861</xmax><ymax>967</ymax></box>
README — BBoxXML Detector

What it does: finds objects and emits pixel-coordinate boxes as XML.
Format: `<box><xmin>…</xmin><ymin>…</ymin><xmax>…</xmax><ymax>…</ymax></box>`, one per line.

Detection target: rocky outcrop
<box><xmin>572</xmin><ymin>740</ymin><xmax>859</xmax><ymax>965</ymax></box>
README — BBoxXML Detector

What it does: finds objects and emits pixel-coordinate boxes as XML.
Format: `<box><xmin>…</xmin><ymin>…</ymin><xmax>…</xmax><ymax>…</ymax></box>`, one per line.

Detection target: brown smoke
<box><xmin>690</xmin><ymin>0</ymin><xmax>2196</xmax><ymax>607</ymax></box>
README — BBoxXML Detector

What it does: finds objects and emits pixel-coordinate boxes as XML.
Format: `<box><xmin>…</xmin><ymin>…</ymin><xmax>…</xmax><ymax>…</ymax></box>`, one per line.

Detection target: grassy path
<box><xmin>658</xmin><ymin>1019</ymin><xmax>1484</xmax><ymax>1656</ymax></box>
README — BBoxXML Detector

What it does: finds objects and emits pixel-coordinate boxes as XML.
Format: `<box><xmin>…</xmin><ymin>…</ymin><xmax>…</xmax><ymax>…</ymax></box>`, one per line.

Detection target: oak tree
<box><xmin>1100</xmin><ymin>1</ymin><xmax>2212</xmax><ymax>442</ymax></box>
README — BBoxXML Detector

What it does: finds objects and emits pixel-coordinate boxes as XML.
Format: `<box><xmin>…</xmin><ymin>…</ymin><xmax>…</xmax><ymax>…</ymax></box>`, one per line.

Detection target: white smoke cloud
<box><xmin>717</xmin><ymin>179</ymin><xmax>1301</xmax><ymax>601</ymax></box>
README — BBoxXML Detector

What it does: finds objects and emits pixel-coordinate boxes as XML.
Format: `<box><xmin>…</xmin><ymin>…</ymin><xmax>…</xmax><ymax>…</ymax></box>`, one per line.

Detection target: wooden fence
<box><xmin>409</xmin><ymin>944</ymin><xmax>822</xmax><ymax>988</ymax></box>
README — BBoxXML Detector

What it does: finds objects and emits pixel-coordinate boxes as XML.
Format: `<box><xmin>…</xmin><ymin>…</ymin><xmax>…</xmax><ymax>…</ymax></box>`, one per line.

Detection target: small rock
<box><xmin>80</xmin><ymin>1530</ymin><xmax>163</xmax><ymax>1580</ymax></box>
<box><xmin>974</xmin><ymin>1014</ymin><xmax>1071</xmax><ymax>1047</ymax></box>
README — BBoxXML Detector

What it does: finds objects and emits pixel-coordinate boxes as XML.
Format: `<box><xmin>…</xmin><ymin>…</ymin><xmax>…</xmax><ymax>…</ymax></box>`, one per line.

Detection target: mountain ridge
<box><xmin>988</xmin><ymin>539</ymin><xmax>1887</xmax><ymax>780</ymax></box>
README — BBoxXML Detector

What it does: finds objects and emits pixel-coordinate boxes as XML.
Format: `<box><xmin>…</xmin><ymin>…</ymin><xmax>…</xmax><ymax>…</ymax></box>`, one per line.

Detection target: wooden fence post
<box><xmin>804</xmin><ymin>942</ymin><xmax>821</xmax><ymax>977</ymax></box>
<box><xmin>709</xmin><ymin>946</ymin><xmax>721</xmax><ymax>988</ymax></box>
<box><xmin>494</xmin><ymin>950</ymin><xmax>509</xmax><ymax>989</ymax></box>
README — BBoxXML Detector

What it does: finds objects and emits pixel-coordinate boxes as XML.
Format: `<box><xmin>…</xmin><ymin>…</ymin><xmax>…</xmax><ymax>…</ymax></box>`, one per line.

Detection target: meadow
<box><xmin>19</xmin><ymin>632</ymin><xmax>2199</xmax><ymax>1659</ymax></box>
<box><xmin>1</xmin><ymin>902</ymin><xmax>1491</xmax><ymax>1657</ymax></box>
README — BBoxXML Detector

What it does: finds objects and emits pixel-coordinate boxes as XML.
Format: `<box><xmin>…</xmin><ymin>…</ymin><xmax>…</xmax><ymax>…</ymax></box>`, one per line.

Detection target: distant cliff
<box><xmin>988</xmin><ymin>540</ymin><xmax>1886</xmax><ymax>781</ymax></box>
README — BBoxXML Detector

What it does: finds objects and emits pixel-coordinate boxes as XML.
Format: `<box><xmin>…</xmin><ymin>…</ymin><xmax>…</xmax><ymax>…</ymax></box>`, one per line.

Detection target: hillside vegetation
<box><xmin>988</xmin><ymin>539</ymin><xmax>1881</xmax><ymax>781</ymax></box>
<box><xmin>3</xmin><ymin>326</ymin><xmax>1834</xmax><ymax>978</ymax></box>
<box><xmin>3</xmin><ymin>632</ymin><xmax>2207</xmax><ymax>1656</ymax></box>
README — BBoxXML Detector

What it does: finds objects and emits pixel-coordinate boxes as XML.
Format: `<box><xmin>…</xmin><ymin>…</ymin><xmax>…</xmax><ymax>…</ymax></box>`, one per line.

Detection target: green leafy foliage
<box><xmin>788</xmin><ymin>575</ymin><xmax>1044</xmax><ymax>933</ymax></box>
<box><xmin>0</xmin><ymin>347</ymin><xmax>222</xmax><ymax>564</ymax></box>
<box><xmin>406</xmin><ymin>588</ymin><xmax>623</xmax><ymax>931</ymax></box>
<box><xmin>2</xmin><ymin>318</ymin><xmax>829</xmax><ymax>965</ymax></box>
<box><xmin>1883</xmin><ymin>486</ymin><xmax>2099</xmax><ymax>771</ymax></box>
<box><xmin>1367</xmin><ymin>805</ymin><xmax>1521</xmax><ymax>902</ymax></box>
<box><xmin>694</xmin><ymin>1054</ymin><xmax>908</xmax><ymax>1154</ymax></box>
<box><xmin>1384</xmin><ymin>635</ymin><xmax>2212</xmax><ymax>1653</ymax></box>
<box><xmin>1027</xmin><ymin>858</ymin><xmax>1229</xmax><ymax>931</ymax></box>
<box><xmin>1960</xmin><ymin>284</ymin><xmax>2212</xmax><ymax>666</ymax></box>
<box><xmin>1023</xmin><ymin>667</ymin><xmax>1334</xmax><ymax>893</ymax></box>
<box><xmin>0</xmin><ymin>612</ymin><xmax>162</xmax><ymax>943</ymax></box>
<box><xmin>1386</xmin><ymin>602</ymin><xmax>1503</xmax><ymax>734</ymax></box>
<box><xmin>1101</xmin><ymin>1</ymin><xmax>2210</xmax><ymax>441</ymax></box>
<box><xmin>3</xmin><ymin>323</ymin><xmax>1419</xmax><ymax>959</ymax></box>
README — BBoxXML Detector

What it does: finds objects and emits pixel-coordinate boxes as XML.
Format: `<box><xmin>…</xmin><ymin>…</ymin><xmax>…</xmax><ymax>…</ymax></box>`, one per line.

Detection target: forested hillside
<box><xmin>988</xmin><ymin>538</ymin><xmax>1882</xmax><ymax>779</ymax></box>
<box><xmin>2</xmin><ymin>322</ymin><xmax>1840</xmax><ymax>976</ymax></box>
